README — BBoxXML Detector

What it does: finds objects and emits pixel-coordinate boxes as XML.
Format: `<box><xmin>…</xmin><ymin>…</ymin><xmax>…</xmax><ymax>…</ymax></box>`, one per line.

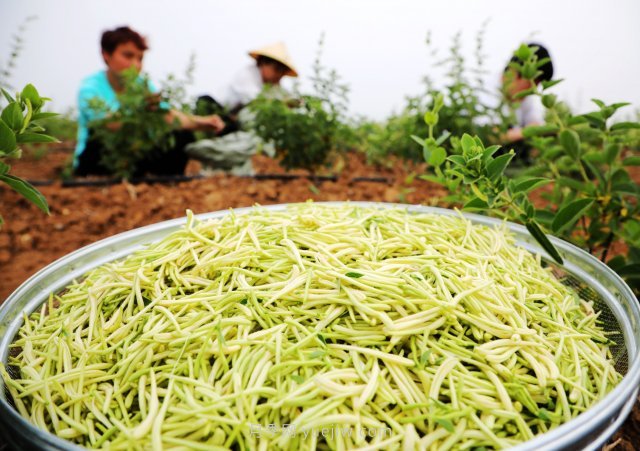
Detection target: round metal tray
<box><xmin>1</xmin><ymin>202</ymin><xmax>639</xmax><ymax>450</ymax></box>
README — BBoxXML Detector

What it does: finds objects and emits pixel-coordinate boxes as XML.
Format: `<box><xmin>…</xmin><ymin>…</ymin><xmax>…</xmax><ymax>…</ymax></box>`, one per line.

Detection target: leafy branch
<box><xmin>0</xmin><ymin>84</ymin><xmax>58</xmax><ymax>226</ymax></box>
<box><xmin>418</xmin><ymin>43</ymin><xmax>640</xmax><ymax>292</ymax></box>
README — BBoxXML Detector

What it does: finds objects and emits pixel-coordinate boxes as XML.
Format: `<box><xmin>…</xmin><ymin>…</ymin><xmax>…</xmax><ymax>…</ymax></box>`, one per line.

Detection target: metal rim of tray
<box><xmin>1</xmin><ymin>202</ymin><xmax>639</xmax><ymax>450</ymax></box>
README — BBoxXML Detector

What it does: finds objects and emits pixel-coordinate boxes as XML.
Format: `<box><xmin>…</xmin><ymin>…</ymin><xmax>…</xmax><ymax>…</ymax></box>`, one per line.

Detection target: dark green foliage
<box><xmin>0</xmin><ymin>84</ymin><xmax>57</xmax><ymax>226</ymax></box>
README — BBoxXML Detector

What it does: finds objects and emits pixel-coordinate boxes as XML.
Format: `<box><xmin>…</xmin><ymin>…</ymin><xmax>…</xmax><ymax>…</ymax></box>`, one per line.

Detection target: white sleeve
<box><xmin>517</xmin><ymin>95</ymin><xmax>545</xmax><ymax>126</ymax></box>
<box><xmin>220</xmin><ymin>65</ymin><xmax>263</xmax><ymax>109</ymax></box>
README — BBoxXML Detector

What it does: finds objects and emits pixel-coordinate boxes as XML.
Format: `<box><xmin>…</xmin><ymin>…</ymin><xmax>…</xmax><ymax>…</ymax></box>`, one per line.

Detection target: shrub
<box><xmin>250</xmin><ymin>34</ymin><xmax>354</xmax><ymax>173</ymax></box>
<box><xmin>417</xmin><ymin>43</ymin><xmax>640</xmax><ymax>293</ymax></box>
<box><xmin>88</xmin><ymin>58</ymin><xmax>196</xmax><ymax>179</ymax></box>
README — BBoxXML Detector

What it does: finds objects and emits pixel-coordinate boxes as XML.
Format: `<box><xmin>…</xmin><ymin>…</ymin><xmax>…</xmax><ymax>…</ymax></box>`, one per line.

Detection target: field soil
<box><xmin>0</xmin><ymin>144</ymin><xmax>638</xmax><ymax>449</ymax></box>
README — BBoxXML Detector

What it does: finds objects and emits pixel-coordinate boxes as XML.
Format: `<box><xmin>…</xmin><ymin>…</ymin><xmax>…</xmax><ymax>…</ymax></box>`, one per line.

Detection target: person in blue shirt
<box><xmin>74</xmin><ymin>26</ymin><xmax>224</xmax><ymax>176</ymax></box>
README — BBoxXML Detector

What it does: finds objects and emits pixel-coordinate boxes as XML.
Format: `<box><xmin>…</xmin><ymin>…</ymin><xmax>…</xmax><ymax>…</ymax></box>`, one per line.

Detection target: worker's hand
<box><xmin>145</xmin><ymin>93</ymin><xmax>163</xmax><ymax>112</ymax></box>
<box><xmin>286</xmin><ymin>98</ymin><xmax>304</xmax><ymax>108</ymax></box>
<box><xmin>504</xmin><ymin>127</ymin><xmax>524</xmax><ymax>143</ymax></box>
<box><xmin>195</xmin><ymin>114</ymin><xmax>225</xmax><ymax>133</ymax></box>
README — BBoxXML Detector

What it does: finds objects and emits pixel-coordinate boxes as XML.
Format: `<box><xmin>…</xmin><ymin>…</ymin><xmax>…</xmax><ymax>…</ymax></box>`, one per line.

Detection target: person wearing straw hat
<box><xmin>224</xmin><ymin>42</ymin><xmax>298</xmax><ymax>111</ymax></box>
<box><xmin>195</xmin><ymin>42</ymin><xmax>298</xmax><ymax>133</ymax></box>
<box><xmin>187</xmin><ymin>42</ymin><xmax>298</xmax><ymax>175</ymax></box>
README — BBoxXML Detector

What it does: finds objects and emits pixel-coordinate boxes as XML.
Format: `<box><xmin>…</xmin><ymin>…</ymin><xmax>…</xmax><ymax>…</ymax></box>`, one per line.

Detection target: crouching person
<box><xmin>74</xmin><ymin>26</ymin><xmax>225</xmax><ymax>178</ymax></box>
<box><xmin>186</xmin><ymin>42</ymin><xmax>298</xmax><ymax>175</ymax></box>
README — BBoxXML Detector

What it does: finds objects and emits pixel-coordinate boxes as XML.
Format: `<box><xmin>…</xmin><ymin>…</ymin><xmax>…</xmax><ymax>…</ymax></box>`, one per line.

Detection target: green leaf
<box><xmin>611</xmin><ymin>169</ymin><xmax>637</xmax><ymax>195</ymax></box>
<box><xmin>582</xmin><ymin>112</ymin><xmax>606</xmax><ymax>129</ymax></box>
<box><xmin>435</xmin><ymin>418</ymin><xmax>455</xmax><ymax>433</ymax></box>
<box><xmin>559</xmin><ymin>129</ymin><xmax>581</xmax><ymax>159</ymax></box>
<box><xmin>514</xmin><ymin>43</ymin><xmax>533</xmax><ymax>61</ymax></box>
<box><xmin>611</xmin><ymin>102</ymin><xmax>631</xmax><ymax>110</ymax></box>
<box><xmin>1</xmin><ymin>102</ymin><xmax>24</xmax><ymax>131</ymax></box>
<box><xmin>522</xmin><ymin>125</ymin><xmax>559</xmax><ymax>138</ymax></box>
<box><xmin>604</xmin><ymin>143</ymin><xmax>621</xmax><ymax>165</ymax></box>
<box><xmin>541</xmin><ymin>94</ymin><xmax>557</xmax><ymax>108</ymax></box>
<box><xmin>610</xmin><ymin>122</ymin><xmax>640</xmax><ymax>132</ymax></box>
<box><xmin>556</xmin><ymin>177</ymin><xmax>592</xmax><ymax>194</ymax></box>
<box><xmin>433</xmin><ymin>93</ymin><xmax>444</xmax><ymax>111</ymax></box>
<box><xmin>622</xmin><ymin>221</ymin><xmax>640</xmax><ymax>245</ymax></box>
<box><xmin>462</xmin><ymin>197</ymin><xmax>489</xmax><ymax>210</ymax></box>
<box><xmin>512</xmin><ymin>177</ymin><xmax>551</xmax><ymax>193</ymax></box>
<box><xmin>486</xmin><ymin>153</ymin><xmax>514</xmax><ymax>181</ymax></box>
<box><xmin>447</xmin><ymin>155</ymin><xmax>466</xmax><ymax>166</ymax></box>
<box><xmin>514</xmin><ymin>87</ymin><xmax>537</xmax><ymax>100</ymax></box>
<box><xmin>346</xmin><ymin>272</ymin><xmax>364</xmax><ymax>278</ymax></box>
<box><xmin>434</xmin><ymin>130</ymin><xmax>451</xmax><ymax>146</ymax></box>
<box><xmin>16</xmin><ymin>133</ymin><xmax>59</xmax><ymax>144</ymax></box>
<box><xmin>582</xmin><ymin>152</ymin><xmax>606</xmax><ymax>165</ymax></box>
<box><xmin>521</xmin><ymin>197</ymin><xmax>535</xmax><ymax>220</ymax></box>
<box><xmin>429</xmin><ymin>147</ymin><xmax>447</xmax><ymax>167</ymax></box>
<box><xmin>617</xmin><ymin>264</ymin><xmax>640</xmax><ymax>278</ymax></box>
<box><xmin>424</xmin><ymin>111</ymin><xmax>438</xmax><ymax>127</ymax></box>
<box><xmin>0</xmin><ymin>161</ymin><xmax>9</xmax><ymax>175</ymax></box>
<box><xmin>470</xmin><ymin>184</ymin><xmax>488</xmax><ymax>202</ymax></box>
<box><xmin>419</xmin><ymin>174</ymin><xmax>445</xmax><ymax>185</ymax></box>
<box><xmin>411</xmin><ymin>135</ymin><xmax>424</xmax><ymax>147</ymax></box>
<box><xmin>460</xmin><ymin>134</ymin><xmax>476</xmax><ymax>153</ymax></box>
<box><xmin>567</xmin><ymin>116</ymin><xmax>588</xmax><ymax>126</ymax></box>
<box><xmin>0</xmin><ymin>119</ymin><xmax>17</xmax><ymax>153</ymax></box>
<box><xmin>581</xmin><ymin>158</ymin><xmax>605</xmax><ymax>186</ymax></box>
<box><xmin>591</xmin><ymin>99</ymin><xmax>606</xmax><ymax>109</ymax></box>
<box><xmin>21</xmin><ymin>84</ymin><xmax>43</xmax><ymax>109</ymax></box>
<box><xmin>0</xmin><ymin>174</ymin><xmax>50</xmax><ymax>214</ymax></box>
<box><xmin>552</xmin><ymin>198</ymin><xmax>594</xmax><ymax>234</ymax></box>
<box><xmin>525</xmin><ymin>220</ymin><xmax>563</xmax><ymax>264</ymax></box>
<box><xmin>1</xmin><ymin>88</ymin><xmax>15</xmax><ymax>103</ymax></box>
<box><xmin>31</xmin><ymin>112</ymin><xmax>59</xmax><ymax>121</ymax></box>
<box><xmin>623</xmin><ymin>156</ymin><xmax>640</xmax><ymax>166</ymax></box>
<box><xmin>21</xmin><ymin>98</ymin><xmax>33</xmax><ymax>133</ymax></box>
<box><xmin>534</xmin><ymin>209</ymin><xmax>556</xmax><ymax>227</ymax></box>
<box><xmin>541</xmin><ymin>79</ymin><xmax>564</xmax><ymax>90</ymax></box>
<box><xmin>607</xmin><ymin>255</ymin><xmax>627</xmax><ymax>272</ymax></box>
<box><xmin>482</xmin><ymin>145</ymin><xmax>501</xmax><ymax>163</ymax></box>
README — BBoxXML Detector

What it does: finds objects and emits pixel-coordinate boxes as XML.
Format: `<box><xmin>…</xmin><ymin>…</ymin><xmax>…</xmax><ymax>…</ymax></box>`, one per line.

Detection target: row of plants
<box><xmin>246</xmin><ymin>33</ymin><xmax>640</xmax><ymax>292</ymax></box>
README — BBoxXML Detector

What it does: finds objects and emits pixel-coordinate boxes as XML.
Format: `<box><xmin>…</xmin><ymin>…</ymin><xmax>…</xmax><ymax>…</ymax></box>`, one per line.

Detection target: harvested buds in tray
<box><xmin>1</xmin><ymin>204</ymin><xmax>622</xmax><ymax>449</ymax></box>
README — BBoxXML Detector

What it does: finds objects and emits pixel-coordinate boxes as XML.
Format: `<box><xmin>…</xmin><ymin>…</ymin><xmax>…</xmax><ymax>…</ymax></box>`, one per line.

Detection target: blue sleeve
<box><xmin>78</xmin><ymin>84</ymin><xmax>104</xmax><ymax>126</ymax></box>
<box><xmin>147</xmin><ymin>79</ymin><xmax>171</xmax><ymax>111</ymax></box>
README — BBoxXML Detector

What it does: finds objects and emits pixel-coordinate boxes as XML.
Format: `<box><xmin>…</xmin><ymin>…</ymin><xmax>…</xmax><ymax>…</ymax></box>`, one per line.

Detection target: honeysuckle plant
<box><xmin>0</xmin><ymin>84</ymin><xmax>57</xmax><ymax>226</ymax></box>
<box><xmin>417</xmin><ymin>44</ymin><xmax>640</xmax><ymax>292</ymax></box>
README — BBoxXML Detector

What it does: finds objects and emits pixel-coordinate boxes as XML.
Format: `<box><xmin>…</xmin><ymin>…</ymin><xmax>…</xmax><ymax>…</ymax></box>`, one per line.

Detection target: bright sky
<box><xmin>1</xmin><ymin>0</ymin><xmax>639</xmax><ymax>120</ymax></box>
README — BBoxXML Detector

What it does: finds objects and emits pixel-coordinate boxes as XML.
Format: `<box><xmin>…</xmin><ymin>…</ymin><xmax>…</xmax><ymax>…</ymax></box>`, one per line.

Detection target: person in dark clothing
<box><xmin>500</xmin><ymin>43</ymin><xmax>554</xmax><ymax>164</ymax></box>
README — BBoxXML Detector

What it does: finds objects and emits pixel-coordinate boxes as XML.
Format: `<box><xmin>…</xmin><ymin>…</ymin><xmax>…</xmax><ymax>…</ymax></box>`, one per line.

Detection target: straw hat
<box><xmin>249</xmin><ymin>42</ymin><xmax>298</xmax><ymax>77</ymax></box>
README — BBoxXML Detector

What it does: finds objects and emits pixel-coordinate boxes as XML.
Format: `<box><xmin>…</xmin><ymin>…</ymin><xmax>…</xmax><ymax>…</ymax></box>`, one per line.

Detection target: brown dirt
<box><xmin>0</xmin><ymin>145</ymin><xmax>637</xmax><ymax>450</ymax></box>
